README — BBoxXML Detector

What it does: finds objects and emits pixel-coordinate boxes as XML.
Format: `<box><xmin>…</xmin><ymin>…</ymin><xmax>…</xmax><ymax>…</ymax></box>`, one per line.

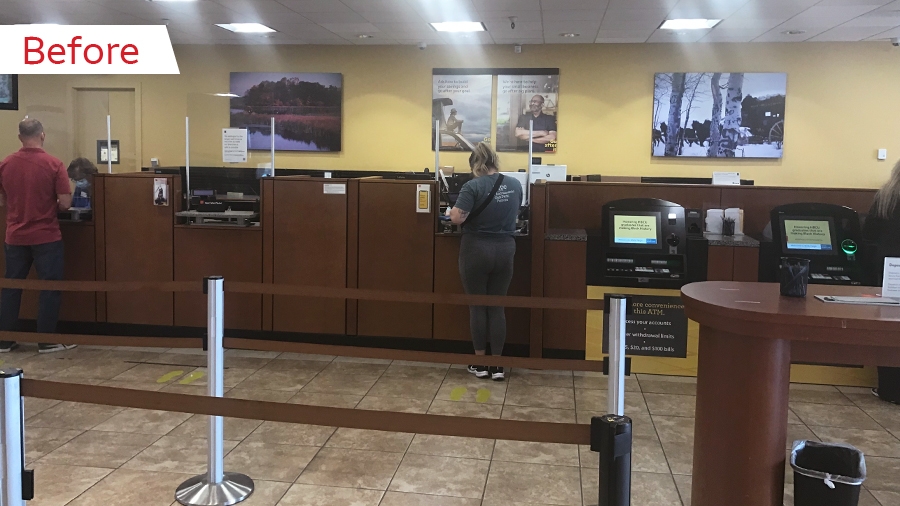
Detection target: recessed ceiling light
<box><xmin>781</xmin><ymin>30</ymin><xmax>806</xmax><ymax>35</ymax></box>
<box><xmin>560</xmin><ymin>33</ymin><xmax>580</xmax><ymax>37</ymax></box>
<box><xmin>430</xmin><ymin>21</ymin><xmax>486</xmax><ymax>32</ymax></box>
<box><xmin>357</xmin><ymin>34</ymin><xmax>374</xmax><ymax>38</ymax></box>
<box><xmin>215</xmin><ymin>23</ymin><xmax>276</xmax><ymax>33</ymax></box>
<box><xmin>660</xmin><ymin>19</ymin><xmax>721</xmax><ymax>30</ymax></box>
<box><xmin>210</xmin><ymin>93</ymin><xmax>239</xmax><ymax>97</ymax></box>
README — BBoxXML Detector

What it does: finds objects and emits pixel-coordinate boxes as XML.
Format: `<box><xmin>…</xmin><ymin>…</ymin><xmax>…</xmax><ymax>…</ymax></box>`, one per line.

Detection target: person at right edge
<box><xmin>446</xmin><ymin>143</ymin><xmax>523</xmax><ymax>381</ymax></box>
<box><xmin>862</xmin><ymin>158</ymin><xmax>900</xmax><ymax>404</ymax></box>
<box><xmin>0</xmin><ymin>118</ymin><xmax>75</xmax><ymax>353</ymax></box>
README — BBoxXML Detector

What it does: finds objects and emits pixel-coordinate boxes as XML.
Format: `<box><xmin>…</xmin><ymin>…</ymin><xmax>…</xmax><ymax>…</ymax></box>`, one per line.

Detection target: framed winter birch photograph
<box><xmin>652</xmin><ymin>73</ymin><xmax>786</xmax><ymax>158</ymax></box>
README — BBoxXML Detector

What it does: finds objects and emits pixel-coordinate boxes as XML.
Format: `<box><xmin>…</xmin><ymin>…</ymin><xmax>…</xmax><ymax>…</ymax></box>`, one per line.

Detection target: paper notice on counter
<box><xmin>223</xmin><ymin>129</ymin><xmax>248</xmax><ymax>163</ymax></box>
<box><xmin>712</xmin><ymin>172</ymin><xmax>740</xmax><ymax>185</ymax></box>
<box><xmin>883</xmin><ymin>257</ymin><xmax>900</xmax><ymax>297</ymax></box>
<box><xmin>323</xmin><ymin>183</ymin><xmax>346</xmax><ymax>195</ymax></box>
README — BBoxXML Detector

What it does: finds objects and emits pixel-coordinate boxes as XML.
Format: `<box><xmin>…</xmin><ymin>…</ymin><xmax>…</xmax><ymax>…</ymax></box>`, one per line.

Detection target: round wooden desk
<box><xmin>681</xmin><ymin>281</ymin><xmax>900</xmax><ymax>506</ymax></box>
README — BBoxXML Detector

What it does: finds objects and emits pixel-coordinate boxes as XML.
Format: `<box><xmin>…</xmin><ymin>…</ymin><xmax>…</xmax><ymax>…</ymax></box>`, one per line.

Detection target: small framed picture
<box><xmin>153</xmin><ymin>178</ymin><xmax>168</xmax><ymax>206</ymax></box>
<box><xmin>0</xmin><ymin>75</ymin><xmax>18</xmax><ymax>111</ymax></box>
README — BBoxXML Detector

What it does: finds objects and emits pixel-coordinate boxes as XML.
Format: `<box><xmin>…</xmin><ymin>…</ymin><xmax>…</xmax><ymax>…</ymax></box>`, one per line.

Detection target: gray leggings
<box><xmin>459</xmin><ymin>234</ymin><xmax>516</xmax><ymax>355</ymax></box>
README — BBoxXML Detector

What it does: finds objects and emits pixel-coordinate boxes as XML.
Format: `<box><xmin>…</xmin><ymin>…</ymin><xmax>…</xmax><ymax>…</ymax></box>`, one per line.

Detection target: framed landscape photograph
<box><xmin>652</xmin><ymin>72</ymin><xmax>786</xmax><ymax>158</ymax></box>
<box><xmin>0</xmin><ymin>75</ymin><xmax>18</xmax><ymax>111</ymax></box>
<box><xmin>229</xmin><ymin>72</ymin><xmax>342</xmax><ymax>152</ymax></box>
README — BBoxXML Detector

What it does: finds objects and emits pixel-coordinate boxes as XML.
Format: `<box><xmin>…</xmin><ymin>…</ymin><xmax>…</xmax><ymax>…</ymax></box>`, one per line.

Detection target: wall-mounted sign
<box><xmin>603</xmin><ymin>295</ymin><xmax>688</xmax><ymax>358</ymax></box>
<box><xmin>97</xmin><ymin>139</ymin><xmax>119</xmax><ymax>164</ymax></box>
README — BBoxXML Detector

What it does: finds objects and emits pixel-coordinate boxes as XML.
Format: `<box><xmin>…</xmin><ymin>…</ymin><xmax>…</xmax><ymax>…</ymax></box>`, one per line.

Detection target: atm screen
<box><xmin>780</xmin><ymin>216</ymin><xmax>836</xmax><ymax>255</ymax></box>
<box><xmin>611</xmin><ymin>213</ymin><xmax>661</xmax><ymax>249</ymax></box>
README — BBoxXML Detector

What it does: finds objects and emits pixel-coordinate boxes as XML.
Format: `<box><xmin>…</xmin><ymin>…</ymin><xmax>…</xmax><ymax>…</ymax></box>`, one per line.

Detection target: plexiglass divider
<box><xmin>183</xmin><ymin>93</ymin><xmax>271</xmax><ymax>225</ymax></box>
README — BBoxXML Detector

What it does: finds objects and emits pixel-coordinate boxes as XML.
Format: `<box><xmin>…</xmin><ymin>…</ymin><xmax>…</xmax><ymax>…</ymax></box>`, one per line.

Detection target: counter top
<box><xmin>436</xmin><ymin>232</ymin><xmax>530</xmax><ymax>238</ymax></box>
<box><xmin>703</xmin><ymin>233</ymin><xmax>759</xmax><ymax>248</ymax></box>
<box><xmin>545</xmin><ymin>229</ymin><xmax>587</xmax><ymax>242</ymax></box>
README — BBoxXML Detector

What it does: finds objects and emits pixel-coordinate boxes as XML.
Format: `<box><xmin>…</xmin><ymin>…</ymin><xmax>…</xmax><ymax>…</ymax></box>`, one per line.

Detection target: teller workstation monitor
<box><xmin>586</xmin><ymin>198</ymin><xmax>708</xmax><ymax>289</ymax></box>
<box><xmin>759</xmin><ymin>203</ymin><xmax>863</xmax><ymax>285</ymax></box>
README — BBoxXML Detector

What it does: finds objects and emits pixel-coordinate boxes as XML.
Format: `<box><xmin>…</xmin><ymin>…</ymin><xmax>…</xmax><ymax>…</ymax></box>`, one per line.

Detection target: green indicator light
<box><xmin>841</xmin><ymin>239</ymin><xmax>857</xmax><ymax>255</ymax></box>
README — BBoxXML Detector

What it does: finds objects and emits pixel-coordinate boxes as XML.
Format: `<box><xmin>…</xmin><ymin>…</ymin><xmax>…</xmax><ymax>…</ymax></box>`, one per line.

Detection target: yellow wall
<box><xmin>2</xmin><ymin>42</ymin><xmax>899</xmax><ymax>188</ymax></box>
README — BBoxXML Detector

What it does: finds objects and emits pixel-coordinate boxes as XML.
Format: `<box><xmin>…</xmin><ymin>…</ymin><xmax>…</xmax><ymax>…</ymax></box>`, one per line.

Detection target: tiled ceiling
<box><xmin>3</xmin><ymin>0</ymin><xmax>900</xmax><ymax>45</ymax></box>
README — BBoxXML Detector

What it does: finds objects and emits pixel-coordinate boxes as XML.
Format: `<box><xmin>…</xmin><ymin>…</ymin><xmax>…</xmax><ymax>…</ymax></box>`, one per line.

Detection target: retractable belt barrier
<box><xmin>0</xmin><ymin>278</ymin><xmax>605</xmax><ymax>311</ymax></box>
<box><xmin>21</xmin><ymin>379</ymin><xmax>591</xmax><ymax>445</ymax></box>
<box><xmin>0</xmin><ymin>276</ymin><xmax>627</xmax><ymax>506</ymax></box>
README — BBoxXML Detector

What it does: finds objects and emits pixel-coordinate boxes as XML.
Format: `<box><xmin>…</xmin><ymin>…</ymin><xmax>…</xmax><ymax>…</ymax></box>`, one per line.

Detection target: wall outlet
<box><xmin>150</xmin><ymin>158</ymin><xmax>159</xmax><ymax>167</ymax></box>
<box><xmin>878</xmin><ymin>149</ymin><xmax>888</xmax><ymax>160</ymax></box>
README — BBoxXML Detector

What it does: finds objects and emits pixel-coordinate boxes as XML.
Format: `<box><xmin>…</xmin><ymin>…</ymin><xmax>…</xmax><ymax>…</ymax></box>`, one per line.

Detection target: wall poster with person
<box><xmin>496</xmin><ymin>73</ymin><xmax>559</xmax><ymax>153</ymax></box>
<box><xmin>652</xmin><ymin>72</ymin><xmax>786</xmax><ymax>158</ymax></box>
<box><xmin>432</xmin><ymin>71</ymin><xmax>493</xmax><ymax>152</ymax></box>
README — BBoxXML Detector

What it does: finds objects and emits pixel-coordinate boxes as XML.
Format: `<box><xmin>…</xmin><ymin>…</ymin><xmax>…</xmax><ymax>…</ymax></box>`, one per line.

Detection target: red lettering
<box><xmin>67</xmin><ymin>36</ymin><xmax>82</xmax><ymax>64</ymax></box>
<box><xmin>84</xmin><ymin>44</ymin><xmax>103</xmax><ymax>64</ymax></box>
<box><xmin>121</xmin><ymin>44</ymin><xmax>138</xmax><ymax>64</ymax></box>
<box><xmin>47</xmin><ymin>44</ymin><xmax>66</xmax><ymax>64</ymax></box>
<box><xmin>107</xmin><ymin>43</ymin><xmax>120</xmax><ymax>64</ymax></box>
<box><xmin>24</xmin><ymin>37</ymin><xmax>43</xmax><ymax>64</ymax></box>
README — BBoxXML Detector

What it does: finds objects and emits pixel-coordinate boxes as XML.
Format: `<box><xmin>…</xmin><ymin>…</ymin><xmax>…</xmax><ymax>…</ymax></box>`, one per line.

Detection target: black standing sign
<box><xmin>603</xmin><ymin>295</ymin><xmax>688</xmax><ymax>358</ymax></box>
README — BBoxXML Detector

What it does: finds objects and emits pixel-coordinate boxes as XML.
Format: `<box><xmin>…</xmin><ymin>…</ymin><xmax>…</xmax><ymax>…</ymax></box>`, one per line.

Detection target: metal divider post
<box><xmin>1</xmin><ymin>368</ymin><xmax>31</xmax><ymax>506</ymax></box>
<box><xmin>176</xmin><ymin>277</ymin><xmax>254</xmax><ymax>506</ymax></box>
<box><xmin>592</xmin><ymin>295</ymin><xmax>632</xmax><ymax>506</ymax></box>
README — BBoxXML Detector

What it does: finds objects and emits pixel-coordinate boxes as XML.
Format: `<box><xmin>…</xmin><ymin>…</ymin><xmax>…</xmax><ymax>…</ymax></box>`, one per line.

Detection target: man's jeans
<box><xmin>0</xmin><ymin>241</ymin><xmax>64</xmax><ymax>340</ymax></box>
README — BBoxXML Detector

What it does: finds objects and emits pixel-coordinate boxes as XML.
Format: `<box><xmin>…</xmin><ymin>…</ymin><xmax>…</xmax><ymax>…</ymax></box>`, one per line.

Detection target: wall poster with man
<box><xmin>496</xmin><ymin>73</ymin><xmax>559</xmax><ymax>153</ymax></box>
<box><xmin>652</xmin><ymin>72</ymin><xmax>786</xmax><ymax>158</ymax></box>
<box><xmin>432</xmin><ymin>72</ymin><xmax>493</xmax><ymax>152</ymax></box>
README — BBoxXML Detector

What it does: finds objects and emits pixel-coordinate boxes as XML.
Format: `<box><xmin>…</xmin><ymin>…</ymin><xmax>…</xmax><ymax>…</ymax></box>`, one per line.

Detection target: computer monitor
<box><xmin>610</xmin><ymin>212</ymin><xmax>662</xmax><ymax>249</ymax></box>
<box><xmin>779</xmin><ymin>216</ymin><xmax>837</xmax><ymax>255</ymax></box>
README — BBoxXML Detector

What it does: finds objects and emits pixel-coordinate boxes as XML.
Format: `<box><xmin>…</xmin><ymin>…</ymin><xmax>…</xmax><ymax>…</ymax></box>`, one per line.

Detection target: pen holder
<box><xmin>722</xmin><ymin>217</ymin><xmax>736</xmax><ymax>236</ymax></box>
<box><xmin>780</xmin><ymin>257</ymin><xmax>810</xmax><ymax>297</ymax></box>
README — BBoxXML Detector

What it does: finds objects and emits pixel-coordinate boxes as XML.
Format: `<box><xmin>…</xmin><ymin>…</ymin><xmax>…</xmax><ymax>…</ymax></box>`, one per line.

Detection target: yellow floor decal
<box><xmin>179</xmin><ymin>371</ymin><xmax>205</xmax><ymax>385</ymax></box>
<box><xmin>449</xmin><ymin>387</ymin><xmax>467</xmax><ymax>401</ymax></box>
<box><xmin>156</xmin><ymin>371</ymin><xmax>184</xmax><ymax>384</ymax></box>
<box><xmin>475</xmin><ymin>388</ymin><xmax>491</xmax><ymax>403</ymax></box>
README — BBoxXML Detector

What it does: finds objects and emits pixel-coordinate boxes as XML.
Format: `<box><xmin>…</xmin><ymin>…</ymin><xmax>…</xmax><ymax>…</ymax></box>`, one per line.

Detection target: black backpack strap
<box><xmin>461</xmin><ymin>174</ymin><xmax>504</xmax><ymax>228</ymax></box>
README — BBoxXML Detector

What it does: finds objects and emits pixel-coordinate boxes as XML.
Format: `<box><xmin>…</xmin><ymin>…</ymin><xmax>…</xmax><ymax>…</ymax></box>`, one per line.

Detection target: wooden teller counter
<box><xmin>2</xmin><ymin>172</ymin><xmax>880</xmax><ymax>386</ymax></box>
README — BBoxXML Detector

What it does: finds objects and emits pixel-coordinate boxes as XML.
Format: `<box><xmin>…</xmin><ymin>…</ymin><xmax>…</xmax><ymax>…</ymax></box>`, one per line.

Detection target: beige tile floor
<box><xmin>0</xmin><ymin>344</ymin><xmax>896</xmax><ymax>506</ymax></box>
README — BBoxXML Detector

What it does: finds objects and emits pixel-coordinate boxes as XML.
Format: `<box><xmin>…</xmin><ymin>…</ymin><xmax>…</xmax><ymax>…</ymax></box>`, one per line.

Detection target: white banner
<box><xmin>0</xmin><ymin>25</ymin><xmax>179</xmax><ymax>74</ymax></box>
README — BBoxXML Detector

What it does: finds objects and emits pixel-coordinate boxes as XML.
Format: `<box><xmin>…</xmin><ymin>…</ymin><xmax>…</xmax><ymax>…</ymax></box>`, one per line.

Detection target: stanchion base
<box><xmin>175</xmin><ymin>472</ymin><xmax>254</xmax><ymax>506</ymax></box>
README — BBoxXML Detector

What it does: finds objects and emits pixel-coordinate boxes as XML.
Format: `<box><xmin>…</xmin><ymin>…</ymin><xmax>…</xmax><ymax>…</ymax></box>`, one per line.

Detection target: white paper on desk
<box><xmin>712</xmin><ymin>172</ymin><xmax>740</xmax><ymax>185</ymax></box>
<box><xmin>883</xmin><ymin>257</ymin><xmax>900</xmax><ymax>297</ymax></box>
<box><xmin>815</xmin><ymin>295</ymin><xmax>900</xmax><ymax>305</ymax></box>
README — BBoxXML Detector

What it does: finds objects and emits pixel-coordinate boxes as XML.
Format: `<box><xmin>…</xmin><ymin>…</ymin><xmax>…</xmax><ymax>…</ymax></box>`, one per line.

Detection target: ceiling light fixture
<box><xmin>781</xmin><ymin>29</ymin><xmax>806</xmax><ymax>35</ymax></box>
<box><xmin>210</xmin><ymin>93</ymin><xmax>239</xmax><ymax>97</ymax></box>
<box><xmin>430</xmin><ymin>21</ymin><xmax>486</xmax><ymax>32</ymax></box>
<box><xmin>215</xmin><ymin>23</ymin><xmax>276</xmax><ymax>33</ymax></box>
<box><xmin>357</xmin><ymin>34</ymin><xmax>373</xmax><ymax>38</ymax></box>
<box><xmin>660</xmin><ymin>19</ymin><xmax>721</xmax><ymax>30</ymax></box>
<box><xmin>560</xmin><ymin>33</ymin><xmax>579</xmax><ymax>37</ymax></box>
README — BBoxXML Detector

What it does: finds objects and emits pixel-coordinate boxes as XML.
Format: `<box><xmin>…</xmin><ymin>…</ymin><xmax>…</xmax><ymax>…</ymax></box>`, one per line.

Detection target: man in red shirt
<box><xmin>0</xmin><ymin>119</ymin><xmax>75</xmax><ymax>353</ymax></box>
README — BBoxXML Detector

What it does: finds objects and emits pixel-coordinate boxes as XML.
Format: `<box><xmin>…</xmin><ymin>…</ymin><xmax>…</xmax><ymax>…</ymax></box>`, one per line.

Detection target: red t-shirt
<box><xmin>0</xmin><ymin>147</ymin><xmax>71</xmax><ymax>246</ymax></box>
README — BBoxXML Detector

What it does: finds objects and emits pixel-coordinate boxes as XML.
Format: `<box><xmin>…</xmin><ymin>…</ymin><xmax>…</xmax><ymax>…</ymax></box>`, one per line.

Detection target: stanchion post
<box><xmin>607</xmin><ymin>295</ymin><xmax>627</xmax><ymax>416</ymax></box>
<box><xmin>592</xmin><ymin>415</ymin><xmax>633</xmax><ymax>506</ymax></box>
<box><xmin>176</xmin><ymin>277</ymin><xmax>254</xmax><ymax>506</ymax></box>
<box><xmin>0</xmin><ymin>368</ymin><xmax>30</xmax><ymax>506</ymax></box>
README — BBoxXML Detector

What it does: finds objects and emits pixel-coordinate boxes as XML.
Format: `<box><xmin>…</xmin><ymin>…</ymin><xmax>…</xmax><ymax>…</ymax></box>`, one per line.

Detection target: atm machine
<box><xmin>586</xmin><ymin>198</ymin><xmax>707</xmax><ymax>289</ymax></box>
<box><xmin>759</xmin><ymin>203</ymin><xmax>864</xmax><ymax>285</ymax></box>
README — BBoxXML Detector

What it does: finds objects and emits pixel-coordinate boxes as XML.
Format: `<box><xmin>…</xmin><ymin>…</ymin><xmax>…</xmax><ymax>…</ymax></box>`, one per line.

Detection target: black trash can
<box><xmin>791</xmin><ymin>440</ymin><xmax>866</xmax><ymax>506</ymax></box>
